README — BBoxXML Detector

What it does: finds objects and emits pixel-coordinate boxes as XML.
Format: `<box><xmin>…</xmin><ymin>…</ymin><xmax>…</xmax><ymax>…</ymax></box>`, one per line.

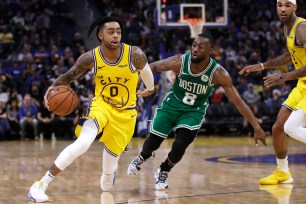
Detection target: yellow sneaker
<box><xmin>259</xmin><ymin>168</ymin><xmax>293</xmax><ymax>185</ymax></box>
<box><xmin>259</xmin><ymin>184</ymin><xmax>293</xmax><ymax>199</ymax></box>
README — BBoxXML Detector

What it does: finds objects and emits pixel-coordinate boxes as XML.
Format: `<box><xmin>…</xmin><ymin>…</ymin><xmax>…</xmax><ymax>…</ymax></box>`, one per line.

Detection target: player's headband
<box><xmin>277</xmin><ymin>0</ymin><xmax>296</xmax><ymax>5</ymax></box>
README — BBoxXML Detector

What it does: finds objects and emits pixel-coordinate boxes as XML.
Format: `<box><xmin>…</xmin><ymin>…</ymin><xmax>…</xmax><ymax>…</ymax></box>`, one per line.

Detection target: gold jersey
<box><xmin>92</xmin><ymin>43</ymin><xmax>138</xmax><ymax>109</ymax></box>
<box><xmin>286</xmin><ymin>17</ymin><xmax>306</xmax><ymax>82</ymax></box>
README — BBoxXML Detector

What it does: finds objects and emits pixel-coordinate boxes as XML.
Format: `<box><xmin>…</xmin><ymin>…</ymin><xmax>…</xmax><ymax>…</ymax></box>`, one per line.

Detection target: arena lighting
<box><xmin>162</xmin><ymin>0</ymin><xmax>166</xmax><ymax>3</ymax></box>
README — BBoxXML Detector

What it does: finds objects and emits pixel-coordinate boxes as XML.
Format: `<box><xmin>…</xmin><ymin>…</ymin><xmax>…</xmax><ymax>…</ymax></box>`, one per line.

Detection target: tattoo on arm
<box><xmin>296</xmin><ymin>22</ymin><xmax>306</xmax><ymax>52</ymax></box>
<box><xmin>132</xmin><ymin>47</ymin><xmax>148</xmax><ymax>70</ymax></box>
<box><xmin>284</xmin><ymin>66</ymin><xmax>306</xmax><ymax>81</ymax></box>
<box><xmin>53</xmin><ymin>52</ymin><xmax>93</xmax><ymax>86</ymax></box>
<box><xmin>264</xmin><ymin>52</ymin><xmax>292</xmax><ymax>68</ymax></box>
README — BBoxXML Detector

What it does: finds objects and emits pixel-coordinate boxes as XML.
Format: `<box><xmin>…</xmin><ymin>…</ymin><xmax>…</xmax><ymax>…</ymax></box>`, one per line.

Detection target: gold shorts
<box><xmin>283</xmin><ymin>81</ymin><xmax>306</xmax><ymax>113</ymax></box>
<box><xmin>75</xmin><ymin>97</ymin><xmax>137</xmax><ymax>156</ymax></box>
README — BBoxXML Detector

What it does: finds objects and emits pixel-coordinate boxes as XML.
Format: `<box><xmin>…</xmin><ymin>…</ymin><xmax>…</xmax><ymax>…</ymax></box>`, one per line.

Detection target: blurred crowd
<box><xmin>0</xmin><ymin>0</ymin><xmax>305</xmax><ymax>140</ymax></box>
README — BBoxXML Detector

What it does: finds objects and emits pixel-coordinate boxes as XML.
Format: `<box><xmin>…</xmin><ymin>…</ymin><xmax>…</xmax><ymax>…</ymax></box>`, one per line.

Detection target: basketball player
<box><xmin>127</xmin><ymin>32</ymin><xmax>267</xmax><ymax>190</ymax></box>
<box><xmin>239</xmin><ymin>0</ymin><xmax>306</xmax><ymax>185</ymax></box>
<box><xmin>28</xmin><ymin>16</ymin><xmax>155</xmax><ymax>202</ymax></box>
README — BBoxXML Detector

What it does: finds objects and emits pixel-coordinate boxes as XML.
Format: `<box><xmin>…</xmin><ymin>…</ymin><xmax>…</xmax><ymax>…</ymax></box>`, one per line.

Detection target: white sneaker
<box><xmin>154</xmin><ymin>167</ymin><xmax>169</xmax><ymax>190</ymax></box>
<box><xmin>28</xmin><ymin>181</ymin><xmax>49</xmax><ymax>203</ymax></box>
<box><xmin>100</xmin><ymin>171</ymin><xmax>116</xmax><ymax>191</ymax></box>
<box><xmin>127</xmin><ymin>152</ymin><xmax>155</xmax><ymax>175</ymax></box>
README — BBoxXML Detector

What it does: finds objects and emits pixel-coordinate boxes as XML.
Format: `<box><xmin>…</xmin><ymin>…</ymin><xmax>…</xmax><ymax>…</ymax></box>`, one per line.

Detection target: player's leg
<box><xmin>127</xmin><ymin>132</ymin><xmax>164</xmax><ymax>175</ymax></box>
<box><xmin>100</xmin><ymin>106</ymin><xmax>137</xmax><ymax>190</ymax></box>
<box><xmin>100</xmin><ymin>149</ymin><xmax>120</xmax><ymax>191</ymax></box>
<box><xmin>259</xmin><ymin>106</ymin><xmax>293</xmax><ymax>185</ymax></box>
<box><xmin>28</xmin><ymin>119</ymin><xmax>98</xmax><ymax>202</ymax></box>
<box><xmin>285</xmin><ymin>108</ymin><xmax>306</xmax><ymax>143</ymax></box>
<box><xmin>127</xmin><ymin>105</ymin><xmax>175</xmax><ymax>176</ymax></box>
<box><xmin>155</xmin><ymin>128</ymin><xmax>197</xmax><ymax>190</ymax></box>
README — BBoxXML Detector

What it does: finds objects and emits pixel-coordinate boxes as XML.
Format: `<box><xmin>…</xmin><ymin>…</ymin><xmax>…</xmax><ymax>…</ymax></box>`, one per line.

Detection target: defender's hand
<box><xmin>239</xmin><ymin>64</ymin><xmax>264</xmax><ymax>76</ymax></box>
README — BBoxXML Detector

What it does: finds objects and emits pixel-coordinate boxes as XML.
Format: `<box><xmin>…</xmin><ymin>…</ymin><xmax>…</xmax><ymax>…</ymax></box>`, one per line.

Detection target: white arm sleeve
<box><xmin>138</xmin><ymin>63</ymin><xmax>155</xmax><ymax>91</ymax></box>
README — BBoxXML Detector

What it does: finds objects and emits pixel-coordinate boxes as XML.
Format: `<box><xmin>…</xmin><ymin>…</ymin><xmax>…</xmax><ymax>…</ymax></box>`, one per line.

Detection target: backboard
<box><xmin>156</xmin><ymin>0</ymin><xmax>228</xmax><ymax>28</ymax></box>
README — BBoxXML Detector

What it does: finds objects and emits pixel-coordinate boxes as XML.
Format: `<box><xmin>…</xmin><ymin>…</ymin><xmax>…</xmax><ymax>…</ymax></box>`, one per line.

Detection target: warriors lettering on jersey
<box><xmin>96</xmin><ymin>75</ymin><xmax>130</xmax><ymax>85</ymax></box>
<box><xmin>178</xmin><ymin>78</ymin><xmax>208</xmax><ymax>94</ymax></box>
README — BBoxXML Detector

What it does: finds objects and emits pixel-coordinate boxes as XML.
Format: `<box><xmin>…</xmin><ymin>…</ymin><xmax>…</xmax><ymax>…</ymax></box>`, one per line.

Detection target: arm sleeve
<box><xmin>139</xmin><ymin>63</ymin><xmax>155</xmax><ymax>91</ymax></box>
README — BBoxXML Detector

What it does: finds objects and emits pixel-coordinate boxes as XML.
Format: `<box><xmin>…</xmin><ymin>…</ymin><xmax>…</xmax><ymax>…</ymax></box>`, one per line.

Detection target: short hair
<box><xmin>87</xmin><ymin>16</ymin><xmax>124</xmax><ymax>42</ymax></box>
<box><xmin>197</xmin><ymin>32</ymin><xmax>214</xmax><ymax>45</ymax></box>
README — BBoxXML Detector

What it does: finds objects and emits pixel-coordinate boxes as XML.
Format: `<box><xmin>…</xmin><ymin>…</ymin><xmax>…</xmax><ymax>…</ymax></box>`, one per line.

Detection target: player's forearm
<box><xmin>282</xmin><ymin>66</ymin><xmax>306</xmax><ymax>81</ymax></box>
<box><xmin>262</xmin><ymin>52</ymin><xmax>292</xmax><ymax>69</ymax></box>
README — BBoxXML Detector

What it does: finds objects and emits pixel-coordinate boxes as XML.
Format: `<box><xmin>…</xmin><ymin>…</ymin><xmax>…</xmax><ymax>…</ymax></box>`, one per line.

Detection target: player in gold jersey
<box><xmin>240</xmin><ymin>0</ymin><xmax>306</xmax><ymax>185</ymax></box>
<box><xmin>28</xmin><ymin>16</ymin><xmax>155</xmax><ymax>202</ymax></box>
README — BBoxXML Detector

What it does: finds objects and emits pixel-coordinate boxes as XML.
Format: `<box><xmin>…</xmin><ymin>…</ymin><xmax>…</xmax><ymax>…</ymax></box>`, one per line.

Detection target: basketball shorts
<box><xmin>75</xmin><ymin>97</ymin><xmax>137</xmax><ymax>156</ymax></box>
<box><xmin>150</xmin><ymin>94</ymin><xmax>207</xmax><ymax>138</ymax></box>
<box><xmin>283</xmin><ymin>82</ymin><xmax>306</xmax><ymax>113</ymax></box>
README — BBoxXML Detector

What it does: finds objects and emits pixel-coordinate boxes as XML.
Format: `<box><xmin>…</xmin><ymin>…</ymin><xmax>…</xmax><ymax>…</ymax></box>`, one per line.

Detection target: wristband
<box><xmin>260</xmin><ymin>63</ymin><xmax>264</xmax><ymax>70</ymax></box>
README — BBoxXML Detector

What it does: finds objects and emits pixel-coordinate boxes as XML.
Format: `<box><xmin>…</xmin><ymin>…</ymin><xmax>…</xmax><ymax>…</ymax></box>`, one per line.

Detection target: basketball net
<box><xmin>187</xmin><ymin>18</ymin><xmax>205</xmax><ymax>39</ymax></box>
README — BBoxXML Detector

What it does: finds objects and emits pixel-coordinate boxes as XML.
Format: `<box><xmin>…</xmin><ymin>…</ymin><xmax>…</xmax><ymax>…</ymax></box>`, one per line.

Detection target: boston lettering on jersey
<box><xmin>170</xmin><ymin>53</ymin><xmax>219</xmax><ymax>107</ymax></box>
<box><xmin>178</xmin><ymin>79</ymin><xmax>208</xmax><ymax>94</ymax></box>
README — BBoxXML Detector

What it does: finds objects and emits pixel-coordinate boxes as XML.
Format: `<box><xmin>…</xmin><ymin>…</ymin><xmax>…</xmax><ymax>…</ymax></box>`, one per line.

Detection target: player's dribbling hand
<box><xmin>136</xmin><ymin>88</ymin><xmax>155</xmax><ymax>97</ymax></box>
<box><xmin>43</xmin><ymin>86</ymin><xmax>54</xmax><ymax>110</ymax></box>
<box><xmin>254</xmin><ymin>128</ymin><xmax>267</xmax><ymax>146</ymax></box>
<box><xmin>239</xmin><ymin>64</ymin><xmax>264</xmax><ymax>76</ymax></box>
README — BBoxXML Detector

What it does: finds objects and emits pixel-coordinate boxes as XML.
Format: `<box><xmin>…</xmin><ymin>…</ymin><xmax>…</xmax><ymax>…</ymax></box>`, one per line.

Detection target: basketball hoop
<box><xmin>187</xmin><ymin>18</ymin><xmax>205</xmax><ymax>38</ymax></box>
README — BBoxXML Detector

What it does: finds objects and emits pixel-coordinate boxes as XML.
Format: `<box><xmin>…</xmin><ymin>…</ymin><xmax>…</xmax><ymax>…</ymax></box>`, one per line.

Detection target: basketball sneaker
<box><xmin>127</xmin><ymin>152</ymin><xmax>155</xmax><ymax>175</ymax></box>
<box><xmin>100</xmin><ymin>171</ymin><xmax>116</xmax><ymax>191</ymax></box>
<box><xmin>259</xmin><ymin>168</ymin><xmax>293</xmax><ymax>185</ymax></box>
<box><xmin>154</xmin><ymin>167</ymin><xmax>169</xmax><ymax>190</ymax></box>
<box><xmin>28</xmin><ymin>181</ymin><xmax>49</xmax><ymax>203</ymax></box>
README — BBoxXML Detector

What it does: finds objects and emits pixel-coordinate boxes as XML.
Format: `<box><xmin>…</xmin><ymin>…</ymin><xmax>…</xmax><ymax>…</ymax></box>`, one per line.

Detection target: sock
<box><xmin>160</xmin><ymin>158</ymin><xmax>175</xmax><ymax>172</ymax></box>
<box><xmin>140</xmin><ymin>151</ymin><xmax>153</xmax><ymax>160</ymax></box>
<box><xmin>40</xmin><ymin>171</ymin><xmax>55</xmax><ymax>191</ymax></box>
<box><xmin>277</xmin><ymin>156</ymin><xmax>289</xmax><ymax>172</ymax></box>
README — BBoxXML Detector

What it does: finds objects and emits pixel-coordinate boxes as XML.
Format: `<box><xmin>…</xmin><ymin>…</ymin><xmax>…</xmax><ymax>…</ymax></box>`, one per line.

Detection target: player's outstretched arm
<box><xmin>239</xmin><ymin>52</ymin><xmax>292</xmax><ymax>76</ymax></box>
<box><xmin>263</xmin><ymin>22</ymin><xmax>306</xmax><ymax>87</ymax></box>
<box><xmin>44</xmin><ymin>51</ymin><xmax>94</xmax><ymax>109</ymax></box>
<box><xmin>149</xmin><ymin>54</ymin><xmax>182</xmax><ymax>74</ymax></box>
<box><xmin>213</xmin><ymin>66</ymin><xmax>267</xmax><ymax>146</ymax></box>
<box><xmin>131</xmin><ymin>46</ymin><xmax>155</xmax><ymax>97</ymax></box>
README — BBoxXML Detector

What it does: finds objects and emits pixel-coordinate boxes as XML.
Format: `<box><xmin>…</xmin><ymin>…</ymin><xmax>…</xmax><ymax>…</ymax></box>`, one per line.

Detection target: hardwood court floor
<box><xmin>1</xmin><ymin>136</ymin><xmax>306</xmax><ymax>204</ymax></box>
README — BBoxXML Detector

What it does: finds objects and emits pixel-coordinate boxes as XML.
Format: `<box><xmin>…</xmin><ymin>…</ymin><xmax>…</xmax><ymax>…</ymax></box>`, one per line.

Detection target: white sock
<box><xmin>39</xmin><ymin>171</ymin><xmax>55</xmax><ymax>191</ymax></box>
<box><xmin>41</xmin><ymin>171</ymin><xmax>55</xmax><ymax>184</ymax></box>
<box><xmin>277</xmin><ymin>156</ymin><xmax>289</xmax><ymax>172</ymax></box>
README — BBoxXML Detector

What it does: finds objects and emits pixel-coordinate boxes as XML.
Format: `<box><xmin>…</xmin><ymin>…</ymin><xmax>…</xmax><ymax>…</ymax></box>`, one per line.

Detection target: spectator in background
<box><xmin>37</xmin><ymin>105</ymin><xmax>55</xmax><ymax>140</ymax></box>
<box><xmin>0</xmin><ymin>99</ymin><xmax>10</xmax><ymax>140</ymax></box>
<box><xmin>18</xmin><ymin>94</ymin><xmax>38</xmax><ymax>140</ymax></box>
<box><xmin>243</xmin><ymin>83</ymin><xmax>261</xmax><ymax>106</ymax></box>
<box><xmin>265</xmin><ymin>89</ymin><xmax>283</xmax><ymax>108</ymax></box>
<box><xmin>6</xmin><ymin>98</ymin><xmax>20</xmax><ymax>140</ymax></box>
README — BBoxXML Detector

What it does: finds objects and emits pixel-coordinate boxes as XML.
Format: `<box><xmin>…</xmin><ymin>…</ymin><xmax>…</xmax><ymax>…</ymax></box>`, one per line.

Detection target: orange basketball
<box><xmin>47</xmin><ymin>85</ymin><xmax>79</xmax><ymax>116</ymax></box>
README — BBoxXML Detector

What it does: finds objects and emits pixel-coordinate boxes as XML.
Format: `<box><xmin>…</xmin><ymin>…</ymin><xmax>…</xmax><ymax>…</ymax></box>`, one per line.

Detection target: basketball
<box><xmin>47</xmin><ymin>85</ymin><xmax>79</xmax><ymax>116</ymax></box>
